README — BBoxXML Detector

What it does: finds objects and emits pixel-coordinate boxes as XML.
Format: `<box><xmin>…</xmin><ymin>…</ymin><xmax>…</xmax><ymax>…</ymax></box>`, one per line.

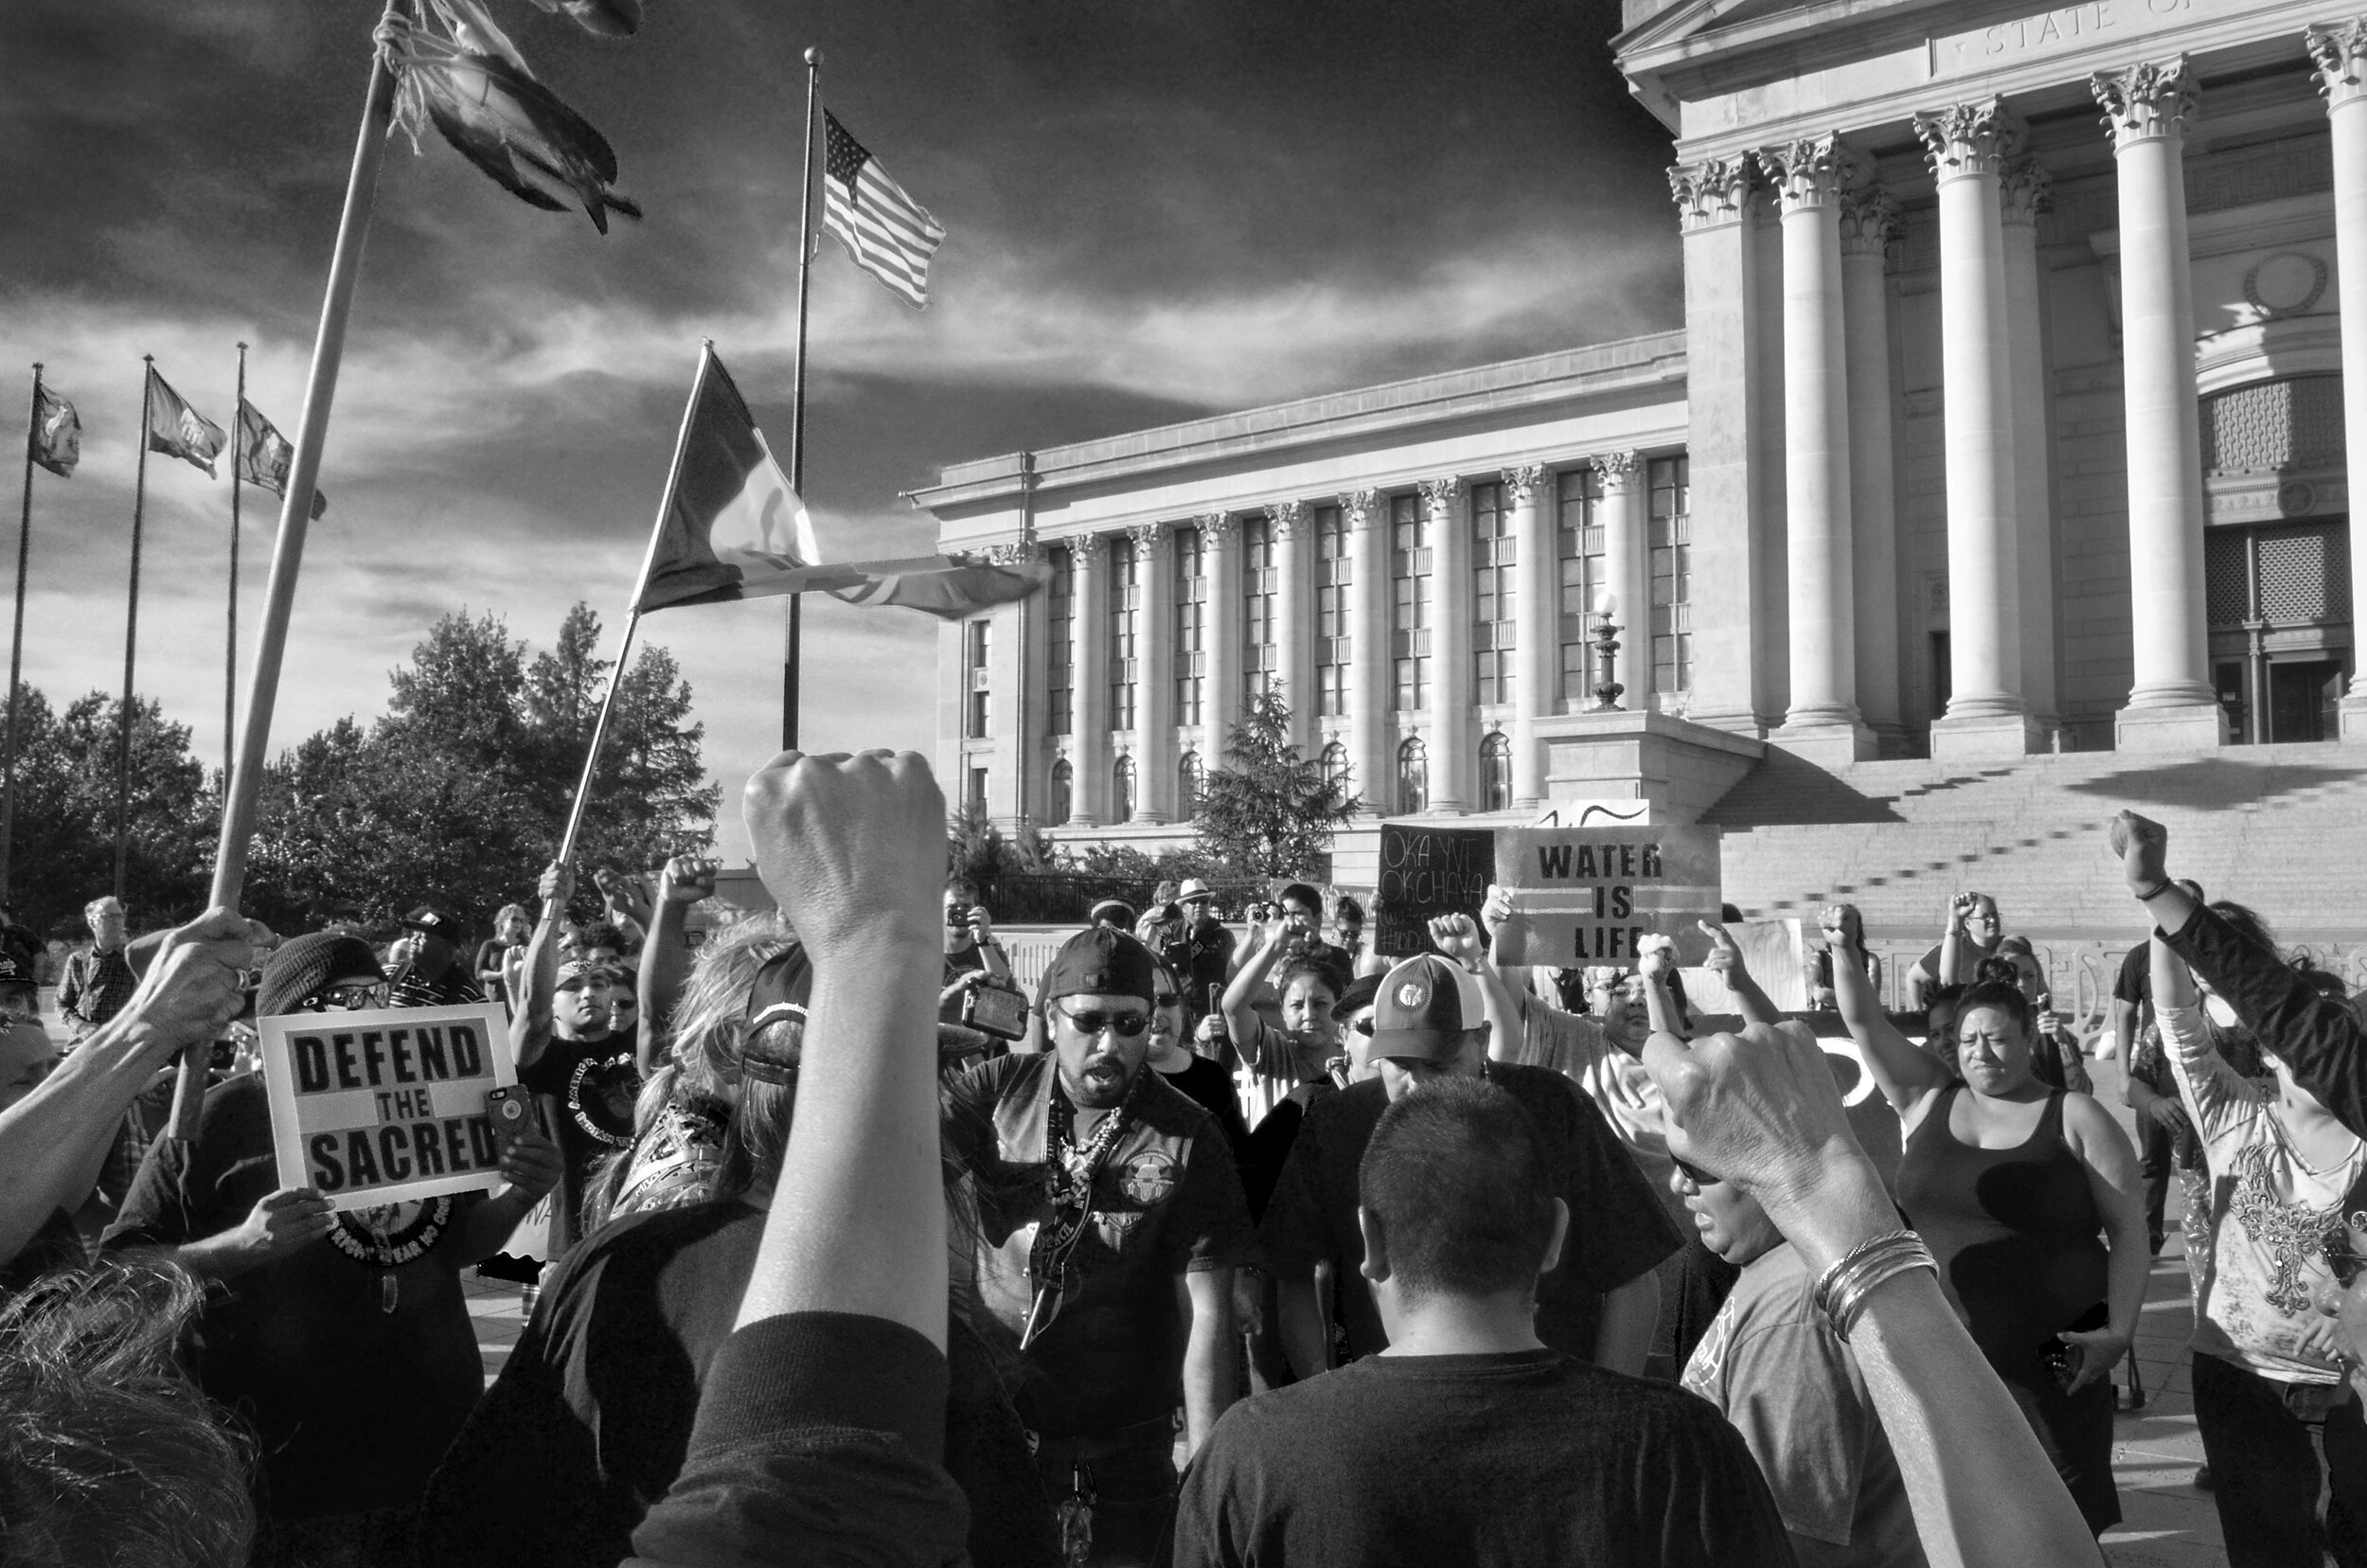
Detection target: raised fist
<box><xmin>1479</xmin><ymin>883</ymin><xmax>1514</xmax><ymax>937</ymax></box>
<box><xmin>658</xmin><ymin>854</ymin><xmax>720</xmax><ymax>905</ymax></box>
<box><xmin>744</xmin><ymin>750</ymin><xmax>946</xmax><ymax>965</ymax></box>
<box><xmin>116</xmin><ymin>906</ymin><xmax>272</xmax><ymax>1070</ymax></box>
<box><xmin>2109</xmin><ymin>811</ymin><xmax>2171</xmax><ymax>892</ymax></box>
<box><xmin>1949</xmin><ymin>892</ymin><xmax>1981</xmax><ymax>926</ymax></box>
<box><xmin>1820</xmin><ymin>904</ymin><xmax>1864</xmax><ymax>953</ymax></box>
<box><xmin>1427</xmin><ymin>912</ymin><xmax>1484</xmax><ymax>969</ymax></box>
<box><xmin>538</xmin><ymin>861</ymin><xmax>576</xmax><ymax>905</ymax></box>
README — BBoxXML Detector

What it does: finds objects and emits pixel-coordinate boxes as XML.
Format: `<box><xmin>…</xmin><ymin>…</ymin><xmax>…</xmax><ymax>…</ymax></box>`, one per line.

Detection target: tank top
<box><xmin>1895</xmin><ymin>1085</ymin><xmax>2109</xmax><ymax>1388</ymax></box>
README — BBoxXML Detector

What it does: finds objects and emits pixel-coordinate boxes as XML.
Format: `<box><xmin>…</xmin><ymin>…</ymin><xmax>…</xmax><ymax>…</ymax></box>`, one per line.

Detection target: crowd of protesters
<box><xmin>8</xmin><ymin>758</ymin><xmax>2367</xmax><ymax>1568</ymax></box>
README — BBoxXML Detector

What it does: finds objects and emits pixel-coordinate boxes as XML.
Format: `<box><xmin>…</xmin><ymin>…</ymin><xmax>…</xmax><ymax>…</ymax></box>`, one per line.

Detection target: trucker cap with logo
<box><xmin>1365</xmin><ymin>953</ymin><xmax>1487</xmax><ymax>1062</ymax></box>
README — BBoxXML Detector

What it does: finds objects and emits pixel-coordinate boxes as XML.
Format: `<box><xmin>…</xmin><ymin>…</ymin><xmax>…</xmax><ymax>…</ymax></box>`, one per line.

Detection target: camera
<box><xmin>946</xmin><ymin>903</ymin><xmax>971</xmax><ymax>929</ymax></box>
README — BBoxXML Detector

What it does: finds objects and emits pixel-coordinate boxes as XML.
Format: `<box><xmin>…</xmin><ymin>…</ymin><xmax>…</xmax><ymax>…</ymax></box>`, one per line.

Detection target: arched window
<box><xmin>1112</xmin><ymin>755</ymin><xmax>1137</xmax><ymax>824</ymax></box>
<box><xmin>1178</xmin><ymin>752</ymin><xmax>1203</xmax><ymax>818</ymax></box>
<box><xmin>1319</xmin><ymin>740</ymin><xmax>1349</xmax><ymax>791</ymax></box>
<box><xmin>1048</xmin><ymin>759</ymin><xmax>1073</xmax><ymax>827</ymax></box>
<box><xmin>1397</xmin><ymin>737</ymin><xmax>1429</xmax><ymax>815</ymax></box>
<box><xmin>1479</xmin><ymin>732</ymin><xmax>1513</xmax><ymax>812</ymax></box>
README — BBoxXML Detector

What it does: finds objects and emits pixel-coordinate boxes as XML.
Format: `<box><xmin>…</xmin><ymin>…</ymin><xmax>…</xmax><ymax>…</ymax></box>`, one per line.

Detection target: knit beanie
<box><xmin>258</xmin><ymin>932</ymin><xmax>386</xmax><ymax>1018</ymax></box>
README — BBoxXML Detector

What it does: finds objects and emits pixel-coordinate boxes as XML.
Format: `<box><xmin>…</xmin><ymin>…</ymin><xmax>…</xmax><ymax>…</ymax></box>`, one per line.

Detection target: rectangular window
<box><xmin>1047</xmin><ymin>547</ymin><xmax>1074</xmax><ymax>735</ymax></box>
<box><xmin>1557</xmin><ymin>469</ymin><xmax>1604</xmax><ymax>705</ymax></box>
<box><xmin>1648</xmin><ymin>454</ymin><xmax>1692</xmax><ymax>695</ymax></box>
<box><xmin>1470</xmin><ymin>481</ymin><xmax>1515</xmax><ymax>706</ymax></box>
<box><xmin>1243</xmin><ymin>514</ymin><xmax>1276</xmax><ymax>702</ymax></box>
<box><xmin>1389</xmin><ymin>493</ymin><xmax>1431</xmax><ymax>711</ymax></box>
<box><xmin>1109</xmin><ymin>535</ymin><xmax>1139</xmax><ymax>731</ymax></box>
<box><xmin>967</xmin><ymin>766</ymin><xmax>988</xmax><ymax>811</ymax></box>
<box><xmin>963</xmin><ymin>618</ymin><xmax>991</xmax><ymax>739</ymax></box>
<box><xmin>1314</xmin><ymin>504</ymin><xmax>1350</xmax><ymax>718</ymax></box>
<box><xmin>1174</xmin><ymin>526</ymin><xmax>1205</xmax><ymax>726</ymax></box>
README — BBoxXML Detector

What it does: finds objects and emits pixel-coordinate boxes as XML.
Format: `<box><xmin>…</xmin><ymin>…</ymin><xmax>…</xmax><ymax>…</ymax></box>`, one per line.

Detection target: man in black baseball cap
<box><xmin>1261</xmin><ymin>953</ymin><xmax>1684</xmax><ymax>1384</ymax></box>
<box><xmin>942</xmin><ymin>923</ymin><xmax>1256</xmax><ymax>1563</ymax></box>
<box><xmin>388</xmin><ymin>905</ymin><xmax>484</xmax><ymax>1009</ymax></box>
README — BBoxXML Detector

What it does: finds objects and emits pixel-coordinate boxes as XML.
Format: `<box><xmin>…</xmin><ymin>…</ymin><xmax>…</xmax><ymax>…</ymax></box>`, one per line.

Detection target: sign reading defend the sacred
<box><xmin>1488</xmin><ymin>826</ymin><xmax>1723</xmax><ymax>968</ymax></box>
<box><xmin>258</xmin><ymin>1003</ymin><xmax>516</xmax><ymax>1213</ymax></box>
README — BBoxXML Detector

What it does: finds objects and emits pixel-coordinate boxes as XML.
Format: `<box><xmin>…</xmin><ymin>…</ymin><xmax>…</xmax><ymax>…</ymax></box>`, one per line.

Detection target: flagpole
<box><xmin>555</xmin><ymin>340</ymin><xmax>713</xmax><ymax>865</ymax></box>
<box><xmin>170</xmin><ymin>0</ymin><xmax>406</xmax><ymax>1143</ymax></box>
<box><xmin>781</xmin><ymin>44</ymin><xmax>821</xmax><ymax>752</ymax></box>
<box><xmin>227</xmin><ymin>342</ymin><xmax>246</xmax><ymax>793</ymax></box>
<box><xmin>114</xmin><ymin>358</ymin><xmax>153</xmax><ymax>902</ymax></box>
<box><xmin>1</xmin><ymin>365</ymin><xmax>42</xmax><ymax>905</ymax></box>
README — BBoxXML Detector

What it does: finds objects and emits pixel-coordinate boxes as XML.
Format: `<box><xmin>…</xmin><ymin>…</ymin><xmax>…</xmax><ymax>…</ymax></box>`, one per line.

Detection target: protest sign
<box><xmin>1373</xmin><ymin>822</ymin><xmax>1495</xmax><ymax>958</ymax></box>
<box><xmin>1489</xmin><ymin>825</ymin><xmax>1722</xmax><ymax>967</ymax></box>
<box><xmin>258</xmin><ymin>1003</ymin><xmax>517</xmax><ymax>1213</ymax></box>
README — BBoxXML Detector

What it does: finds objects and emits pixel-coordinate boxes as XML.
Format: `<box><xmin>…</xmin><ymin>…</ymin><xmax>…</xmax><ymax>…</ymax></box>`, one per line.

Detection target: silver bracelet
<box><xmin>1810</xmin><ymin>1229</ymin><xmax>1937</xmax><ymax>1344</ymax></box>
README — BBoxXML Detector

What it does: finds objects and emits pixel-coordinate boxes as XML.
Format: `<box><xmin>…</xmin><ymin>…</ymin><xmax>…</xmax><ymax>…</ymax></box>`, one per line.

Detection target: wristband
<box><xmin>1810</xmin><ymin>1228</ymin><xmax>1937</xmax><ymax>1344</ymax></box>
<box><xmin>2130</xmin><ymin>878</ymin><xmax>2173</xmax><ymax>902</ymax></box>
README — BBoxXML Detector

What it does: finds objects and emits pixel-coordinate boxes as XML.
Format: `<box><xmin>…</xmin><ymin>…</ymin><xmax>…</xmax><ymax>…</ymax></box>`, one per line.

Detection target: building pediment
<box><xmin>1617</xmin><ymin>0</ymin><xmax>1980</xmax><ymax>129</ymax></box>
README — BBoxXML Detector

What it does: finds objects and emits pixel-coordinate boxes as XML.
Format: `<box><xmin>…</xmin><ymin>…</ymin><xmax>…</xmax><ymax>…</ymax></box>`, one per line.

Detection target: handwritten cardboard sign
<box><xmin>1489</xmin><ymin>826</ymin><xmax>1723</xmax><ymax>967</ymax></box>
<box><xmin>258</xmin><ymin>1003</ymin><xmax>516</xmax><ymax>1213</ymax></box>
<box><xmin>1373</xmin><ymin>822</ymin><xmax>1496</xmax><ymax>959</ymax></box>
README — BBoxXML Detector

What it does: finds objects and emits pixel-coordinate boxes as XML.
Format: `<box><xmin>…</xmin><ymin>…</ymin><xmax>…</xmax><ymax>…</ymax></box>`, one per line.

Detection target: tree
<box><xmin>1194</xmin><ymin>687</ymin><xmax>1361</xmax><ymax>879</ymax></box>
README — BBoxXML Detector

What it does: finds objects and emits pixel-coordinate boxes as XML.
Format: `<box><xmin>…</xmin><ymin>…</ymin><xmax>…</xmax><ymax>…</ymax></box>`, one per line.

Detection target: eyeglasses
<box><xmin>1152</xmin><ymin>992</ymin><xmax>1183</xmax><ymax>1010</ymax></box>
<box><xmin>1051</xmin><ymin>1003</ymin><xmax>1149</xmax><ymax>1039</ymax></box>
<box><xmin>1350</xmin><ymin>1017</ymin><xmax>1377</xmax><ymax>1037</ymax></box>
<box><xmin>304</xmin><ymin>981</ymin><xmax>387</xmax><ymax>1012</ymax></box>
<box><xmin>1672</xmin><ymin>1155</ymin><xmax>1719</xmax><ymax>1186</ymax></box>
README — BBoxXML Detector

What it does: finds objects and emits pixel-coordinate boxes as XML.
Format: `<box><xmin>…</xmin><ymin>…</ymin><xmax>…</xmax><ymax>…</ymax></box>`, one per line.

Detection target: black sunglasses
<box><xmin>1672</xmin><ymin>1155</ymin><xmax>1719</xmax><ymax>1186</ymax></box>
<box><xmin>1053</xmin><ymin>1003</ymin><xmax>1150</xmax><ymax>1039</ymax></box>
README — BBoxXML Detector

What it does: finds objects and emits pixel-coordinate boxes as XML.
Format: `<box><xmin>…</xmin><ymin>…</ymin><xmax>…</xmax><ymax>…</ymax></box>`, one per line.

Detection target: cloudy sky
<box><xmin>1</xmin><ymin>0</ymin><xmax>1678</xmax><ymax>865</ymax></box>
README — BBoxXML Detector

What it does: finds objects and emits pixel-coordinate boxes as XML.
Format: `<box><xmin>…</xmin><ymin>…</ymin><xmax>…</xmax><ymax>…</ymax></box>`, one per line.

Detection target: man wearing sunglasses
<box><xmin>944</xmin><ymin>924</ymin><xmax>1255</xmax><ymax>1566</ymax></box>
<box><xmin>1262</xmin><ymin>953</ymin><xmax>1682</xmax><ymax>1384</ymax></box>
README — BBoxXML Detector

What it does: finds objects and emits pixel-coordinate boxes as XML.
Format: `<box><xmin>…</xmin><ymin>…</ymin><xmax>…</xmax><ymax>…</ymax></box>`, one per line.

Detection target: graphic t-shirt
<box><xmin>521</xmin><ymin>1030</ymin><xmax>640</xmax><ymax>1250</ymax></box>
<box><xmin>1681</xmin><ymin>1242</ymin><xmax>1927</xmax><ymax>1565</ymax></box>
<box><xmin>942</xmin><ymin>1053</ymin><xmax>1257</xmax><ymax>1438</ymax></box>
<box><xmin>2161</xmin><ymin>999</ymin><xmax>2365</xmax><ymax>1383</ymax></box>
<box><xmin>101</xmin><ymin>1075</ymin><xmax>487</xmax><ymax>1520</ymax></box>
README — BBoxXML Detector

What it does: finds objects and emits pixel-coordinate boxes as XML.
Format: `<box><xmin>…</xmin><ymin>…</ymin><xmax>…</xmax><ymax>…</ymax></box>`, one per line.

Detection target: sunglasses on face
<box><xmin>1672</xmin><ymin>1155</ymin><xmax>1719</xmax><ymax>1186</ymax></box>
<box><xmin>304</xmin><ymin>981</ymin><xmax>387</xmax><ymax>1012</ymax></box>
<box><xmin>1350</xmin><ymin>1017</ymin><xmax>1377</xmax><ymax>1037</ymax></box>
<box><xmin>1053</xmin><ymin>1003</ymin><xmax>1150</xmax><ymax>1039</ymax></box>
<box><xmin>1153</xmin><ymin>991</ymin><xmax>1183</xmax><ymax>1009</ymax></box>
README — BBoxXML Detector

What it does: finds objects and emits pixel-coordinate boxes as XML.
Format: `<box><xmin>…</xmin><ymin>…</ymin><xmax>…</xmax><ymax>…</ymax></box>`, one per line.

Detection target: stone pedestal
<box><xmin>1538</xmin><ymin>709</ymin><xmax>1766</xmax><ymax>826</ymax></box>
<box><xmin>2115</xmin><ymin>703</ymin><xmax>2229</xmax><ymax>753</ymax></box>
<box><xmin>1930</xmin><ymin>711</ymin><xmax>2048</xmax><ymax>761</ymax></box>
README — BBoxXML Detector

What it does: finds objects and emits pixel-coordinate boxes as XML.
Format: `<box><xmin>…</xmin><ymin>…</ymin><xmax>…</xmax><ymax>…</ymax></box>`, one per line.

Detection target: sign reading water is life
<box><xmin>258</xmin><ymin>1003</ymin><xmax>518</xmax><ymax>1213</ymax></box>
<box><xmin>1489</xmin><ymin>826</ymin><xmax>1723</xmax><ymax>967</ymax></box>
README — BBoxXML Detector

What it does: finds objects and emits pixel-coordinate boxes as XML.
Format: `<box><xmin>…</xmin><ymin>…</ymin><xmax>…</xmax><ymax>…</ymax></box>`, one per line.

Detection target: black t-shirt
<box><xmin>1171</xmin><ymin>1348</ymin><xmax>1797</xmax><ymax>1566</ymax></box>
<box><xmin>1154</xmin><ymin>1052</ymin><xmax>1254</xmax><ymax>1166</ymax></box>
<box><xmin>1240</xmin><ymin>1081</ymin><xmax>1332</xmax><ymax>1224</ymax></box>
<box><xmin>1261</xmin><ymin>1064</ymin><xmax>1684</xmax><ymax>1362</ymax></box>
<box><xmin>388</xmin><ymin>960</ymin><xmax>486</xmax><ymax>1011</ymax></box>
<box><xmin>99</xmin><ymin>1075</ymin><xmax>487</xmax><ymax>1520</ymax></box>
<box><xmin>418</xmin><ymin>1201</ymin><xmax>1056</xmax><ymax>1568</ymax></box>
<box><xmin>520</xmin><ymin>1030</ymin><xmax>640</xmax><ymax>1250</ymax></box>
<box><xmin>2113</xmin><ymin>942</ymin><xmax>2152</xmax><ymax>1009</ymax></box>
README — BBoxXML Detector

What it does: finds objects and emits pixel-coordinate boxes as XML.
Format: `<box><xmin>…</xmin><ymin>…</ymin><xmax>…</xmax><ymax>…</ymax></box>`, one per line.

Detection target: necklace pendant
<box><xmin>379</xmin><ymin>1273</ymin><xmax>399</xmax><ymax>1314</ymax></box>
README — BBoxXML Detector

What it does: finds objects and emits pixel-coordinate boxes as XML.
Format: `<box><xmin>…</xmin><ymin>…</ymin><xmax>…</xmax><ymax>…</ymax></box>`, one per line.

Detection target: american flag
<box><xmin>821</xmin><ymin>110</ymin><xmax>946</xmax><ymax>310</ymax></box>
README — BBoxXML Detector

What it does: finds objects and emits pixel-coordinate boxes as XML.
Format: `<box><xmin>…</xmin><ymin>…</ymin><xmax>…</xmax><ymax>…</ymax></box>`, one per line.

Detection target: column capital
<box><xmin>1500</xmin><ymin>463</ymin><xmax>1547</xmax><ymax>505</ymax></box>
<box><xmin>1339</xmin><ymin>488</ymin><xmax>1381</xmax><ymax>527</ymax></box>
<box><xmin>1269</xmin><ymin>498</ymin><xmax>1308</xmax><ymax>538</ymax></box>
<box><xmin>1128</xmin><ymin>520</ymin><xmax>1166</xmax><ymax>549</ymax></box>
<box><xmin>1913</xmin><ymin>98</ymin><xmax>2023</xmax><ymax>183</ymax></box>
<box><xmin>2307</xmin><ymin>20</ymin><xmax>2367</xmax><ymax>109</ymax></box>
<box><xmin>1754</xmin><ymin>134</ymin><xmax>1863</xmax><ymax>213</ymax></box>
<box><xmin>985</xmin><ymin>537</ymin><xmax>1041</xmax><ymax>565</ymax></box>
<box><xmin>1668</xmin><ymin>156</ymin><xmax>1761</xmax><ymax>230</ymax></box>
<box><xmin>2091</xmin><ymin>57</ymin><xmax>2198</xmax><ymax>150</ymax></box>
<box><xmin>1196</xmin><ymin>510</ymin><xmax>1234</xmax><ymax>540</ymax></box>
<box><xmin>1998</xmin><ymin>154</ymin><xmax>2053</xmax><ymax>226</ymax></box>
<box><xmin>1417</xmin><ymin>475</ymin><xmax>1465</xmax><ymax>518</ymax></box>
<box><xmin>1073</xmin><ymin>530</ymin><xmax>1107</xmax><ymax>564</ymax></box>
<box><xmin>1592</xmin><ymin>449</ymin><xmax>1646</xmax><ymax>487</ymax></box>
<box><xmin>1837</xmin><ymin>185</ymin><xmax>1904</xmax><ymax>257</ymax></box>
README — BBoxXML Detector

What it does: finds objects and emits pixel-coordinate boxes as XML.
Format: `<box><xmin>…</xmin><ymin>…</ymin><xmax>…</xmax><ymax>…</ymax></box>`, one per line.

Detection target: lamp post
<box><xmin>1590</xmin><ymin>591</ymin><xmax>1627</xmax><ymax>712</ymax></box>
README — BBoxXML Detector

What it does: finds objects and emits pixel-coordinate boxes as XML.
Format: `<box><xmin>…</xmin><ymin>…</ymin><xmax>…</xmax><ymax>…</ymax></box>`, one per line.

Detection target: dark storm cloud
<box><xmin>1</xmin><ymin>0</ymin><xmax>1673</xmax><ymax>861</ymax></box>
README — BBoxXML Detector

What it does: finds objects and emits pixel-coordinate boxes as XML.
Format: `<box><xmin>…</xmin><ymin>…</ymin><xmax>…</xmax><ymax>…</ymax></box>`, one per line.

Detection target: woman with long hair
<box><xmin>1824</xmin><ymin>902</ymin><xmax>2147</xmax><ymax>1538</ymax></box>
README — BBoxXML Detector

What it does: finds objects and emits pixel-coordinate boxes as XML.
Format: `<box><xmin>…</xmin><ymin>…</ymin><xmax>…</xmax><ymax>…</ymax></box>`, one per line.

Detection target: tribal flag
<box><xmin>145</xmin><ymin>365</ymin><xmax>226</xmax><ymax>478</ymax></box>
<box><xmin>821</xmin><ymin>110</ymin><xmax>946</xmax><ymax>310</ymax></box>
<box><xmin>635</xmin><ymin>347</ymin><xmax>1048</xmax><ymax>619</ymax></box>
<box><xmin>236</xmin><ymin>400</ymin><xmax>329</xmax><ymax>521</ymax></box>
<box><xmin>29</xmin><ymin>384</ymin><xmax>79</xmax><ymax>477</ymax></box>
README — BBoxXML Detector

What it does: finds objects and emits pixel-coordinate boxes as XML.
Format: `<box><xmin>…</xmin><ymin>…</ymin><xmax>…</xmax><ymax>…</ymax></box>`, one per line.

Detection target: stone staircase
<box><xmin>1703</xmin><ymin>742</ymin><xmax>2367</xmax><ymax>950</ymax></box>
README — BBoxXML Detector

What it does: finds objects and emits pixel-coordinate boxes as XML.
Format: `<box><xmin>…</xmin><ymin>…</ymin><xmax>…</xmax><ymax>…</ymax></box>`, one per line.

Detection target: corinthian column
<box><xmin>1840</xmin><ymin>186</ymin><xmax>1904</xmax><ymax>747</ymax></box>
<box><xmin>1504</xmin><ymin>464</ymin><xmax>1553</xmax><ymax>809</ymax></box>
<box><xmin>1070</xmin><ymin>533</ymin><xmax>1112</xmax><ymax>825</ymax></box>
<box><xmin>1271</xmin><ymin>499</ymin><xmax>1313</xmax><ymax>755</ymax></box>
<box><xmin>1344</xmin><ymin>490</ymin><xmax>1390</xmax><ymax>814</ymax></box>
<box><xmin>1914</xmin><ymin>98</ymin><xmax>2038</xmax><ymax>758</ymax></box>
<box><xmin>2093</xmin><ymin>59</ymin><xmax>2224</xmax><ymax>749</ymax></box>
<box><xmin>2001</xmin><ymin>155</ymin><xmax>2061</xmax><ymax>733</ymax></box>
<box><xmin>1201</xmin><ymin>512</ymin><xmax>1240</xmax><ymax>760</ymax></box>
<box><xmin>1422</xmin><ymin>476</ymin><xmax>1472</xmax><ymax>812</ymax></box>
<box><xmin>1760</xmin><ymin>134</ymin><xmax>1873</xmax><ymax>761</ymax></box>
<box><xmin>2308</xmin><ymin>21</ymin><xmax>2367</xmax><ymax>739</ymax></box>
<box><xmin>1133</xmin><ymin>523</ymin><xmax>1175</xmax><ymax>822</ymax></box>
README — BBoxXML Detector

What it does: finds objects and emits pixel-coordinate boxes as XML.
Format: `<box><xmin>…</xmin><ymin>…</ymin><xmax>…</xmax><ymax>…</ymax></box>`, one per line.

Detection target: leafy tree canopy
<box><xmin>1194</xmin><ymin>687</ymin><xmax>1361</xmax><ymax>880</ymax></box>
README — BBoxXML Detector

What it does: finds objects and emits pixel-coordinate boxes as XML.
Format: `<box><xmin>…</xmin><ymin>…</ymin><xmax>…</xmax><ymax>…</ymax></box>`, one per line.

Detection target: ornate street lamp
<box><xmin>1589</xmin><ymin>591</ymin><xmax>1626</xmax><ymax>712</ymax></box>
